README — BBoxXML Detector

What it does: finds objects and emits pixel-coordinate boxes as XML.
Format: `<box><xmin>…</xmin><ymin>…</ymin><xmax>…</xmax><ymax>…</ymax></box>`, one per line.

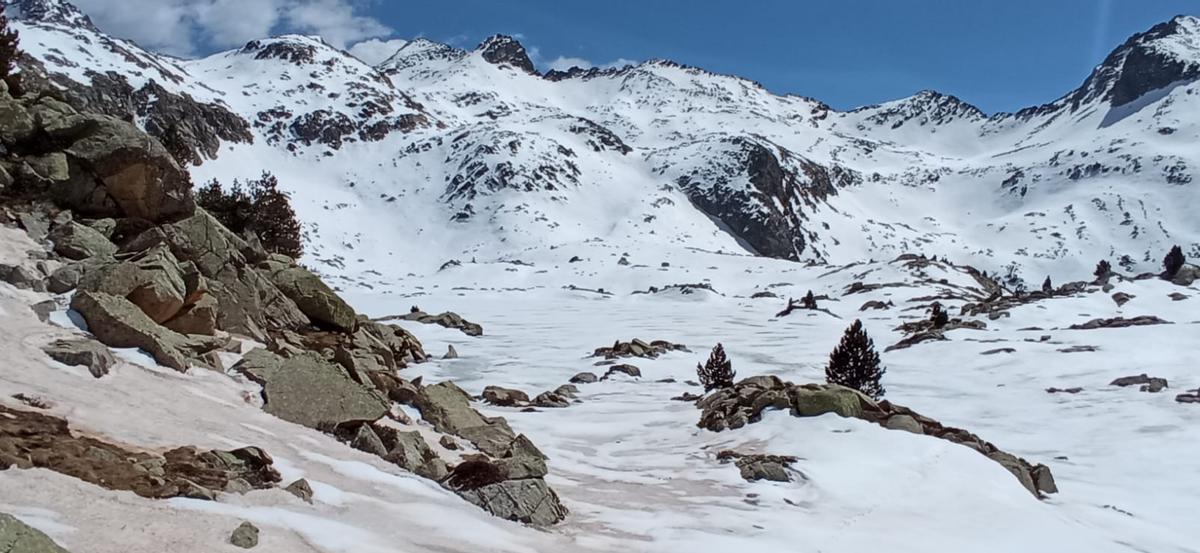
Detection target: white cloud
<box><xmin>347</xmin><ymin>38</ymin><xmax>409</xmax><ymax>65</ymax></box>
<box><xmin>70</xmin><ymin>0</ymin><xmax>393</xmax><ymax>56</ymax></box>
<box><xmin>545</xmin><ymin>55</ymin><xmax>639</xmax><ymax>72</ymax></box>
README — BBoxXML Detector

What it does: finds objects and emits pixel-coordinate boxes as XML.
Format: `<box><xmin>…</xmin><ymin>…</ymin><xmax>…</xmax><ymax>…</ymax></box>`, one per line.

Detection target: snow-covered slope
<box><xmin>12</xmin><ymin>1</ymin><xmax>1200</xmax><ymax>285</ymax></box>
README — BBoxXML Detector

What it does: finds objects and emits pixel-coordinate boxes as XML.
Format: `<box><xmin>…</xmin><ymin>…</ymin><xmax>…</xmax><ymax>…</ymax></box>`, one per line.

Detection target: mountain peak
<box><xmin>476</xmin><ymin>34</ymin><xmax>537</xmax><ymax>74</ymax></box>
<box><xmin>8</xmin><ymin>0</ymin><xmax>96</xmax><ymax>30</ymax></box>
<box><xmin>236</xmin><ymin>35</ymin><xmax>335</xmax><ymax>65</ymax></box>
<box><xmin>1062</xmin><ymin>14</ymin><xmax>1200</xmax><ymax>110</ymax></box>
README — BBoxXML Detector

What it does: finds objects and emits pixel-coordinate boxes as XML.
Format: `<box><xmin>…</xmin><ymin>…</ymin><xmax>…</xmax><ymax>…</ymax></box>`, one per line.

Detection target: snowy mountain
<box><xmin>11</xmin><ymin>0</ymin><xmax>1200</xmax><ymax>284</ymax></box>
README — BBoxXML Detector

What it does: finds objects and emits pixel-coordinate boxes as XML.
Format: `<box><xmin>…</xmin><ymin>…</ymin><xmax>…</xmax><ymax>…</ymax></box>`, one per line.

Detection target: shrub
<box><xmin>802</xmin><ymin>290</ymin><xmax>817</xmax><ymax>309</ymax></box>
<box><xmin>826</xmin><ymin>320</ymin><xmax>886</xmax><ymax>400</ymax></box>
<box><xmin>0</xmin><ymin>5</ymin><xmax>19</xmax><ymax>82</ymax></box>
<box><xmin>697</xmin><ymin>343</ymin><xmax>736</xmax><ymax>392</ymax></box>
<box><xmin>929</xmin><ymin>302</ymin><xmax>949</xmax><ymax>328</ymax></box>
<box><xmin>196</xmin><ymin>172</ymin><xmax>303</xmax><ymax>258</ymax></box>
<box><xmin>1163</xmin><ymin>245</ymin><xmax>1185</xmax><ymax>277</ymax></box>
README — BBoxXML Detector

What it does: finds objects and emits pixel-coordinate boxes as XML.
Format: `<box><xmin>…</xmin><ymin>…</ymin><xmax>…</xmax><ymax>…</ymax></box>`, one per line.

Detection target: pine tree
<box><xmin>929</xmin><ymin>302</ymin><xmax>949</xmax><ymax>328</ymax></box>
<box><xmin>1163</xmin><ymin>245</ymin><xmax>1185</xmax><ymax>278</ymax></box>
<box><xmin>0</xmin><ymin>5</ymin><xmax>19</xmax><ymax>81</ymax></box>
<box><xmin>802</xmin><ymin>290</ymin><xmax>817</xmax><ymax>309</ymax></box>
<box><xmin>1041</xmin><ymin>276</ymin><xmax>1053</xmax><ymax>293</ymax></box>
<box><xmin>697</xmin><ymin>343</ymin><xmax>736</xmax><ymax>392</ymax></box>
<box><xmin>826</xmin><ymin>320</ymin><xmax>886</xmax><ymax>400</ymax></box>
<box><xmin>1093</xmin><ymin>259</ymin><xmax>1112</xmax><ymax>281</ymax></box>
<box><xmin>196</xmin><ymin>172</ymin><xmax>303</xmax><ymax>258</ymax></box>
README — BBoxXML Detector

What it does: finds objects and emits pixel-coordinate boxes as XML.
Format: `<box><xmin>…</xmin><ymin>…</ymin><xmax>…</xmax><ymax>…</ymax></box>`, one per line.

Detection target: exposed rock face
<box><xmin>388</xmin><ymin>308</ymin><xmax>483</xmax><ymax>336</ymax></box>
<box><xmin>0</xmin><ymin>512</ymin><xmax>72</xmax><ymax>553</ymax></box>
<box><xmin>696</xmin><ymin>377</ymin><xmax>1056</xmax><ymax>498</ymax></box>
<box><xmin>77</xmin><ymin>244</ymin><xmax>191</xmax><ymax>323</ymax></box>
<box><xmin>477</xmin><ymin>35</ymin><xmax>537</xmax><ymax>74</ymax></box>
<box><xmin>591</xmin><ymin>338</ymin><xmax>688</xmax><ymax>359</ymax></box>
<box><xmin>456</xmin><ymin>477</ymin><xmax>567</xmax><ymax>526</ymax></box>
<box><xmin>0</xmin><ymin>405</ymin><xmax>281</xmax><ymax>500</ymax></box>
<box><xmin>236</xmin><ymin>349</ymin><xmax>389</xmax><ymax>431</ymax></box>
<box><xmin>260</xmin><ymin>255</ymin><xmax>357</xmax><ymax>332</ymax></box>
<box><xmin>41</xmin><ymin>338</ymin><xmax>115</xmax><ymax>378</ymax></box>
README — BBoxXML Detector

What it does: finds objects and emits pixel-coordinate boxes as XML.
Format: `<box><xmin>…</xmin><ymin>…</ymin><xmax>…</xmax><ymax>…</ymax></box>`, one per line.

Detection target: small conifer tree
<box><xmin>802</xmin><ymin>290</ymin><xmax>817</xmax><ymax>309</ymax></box>
<box><xmin>1163</xmin><ymin>245</ymin><xmax>1185</xmax><ymax>278</ymax></box>
<box><xmin>697</xmin><ymin>343</ymin><xmax>736</xmax><ymax>392</ymax></box>
<box><xmin>196</xmin><ymin>172</ymin><xmax>303</xmax><ymax>258</ymax></box>
<box><xmin>929</xmin><ymin>302</ymin><xmax>949</xmax><ymax>328</ymax></box>
<box><xmin>826</xmin><ymin>320</ymin><xmax>886</xmax><ymax>400</ymax></box>
<box><xmin>1093</xmin><ymin>259</ymin><xmax>1112</xmax><ymax>281</ymax></box>
<box><xmin>1041</xmin><ymin>276</ymin><xmax>1053</xmax><ymax>293</ymax></box>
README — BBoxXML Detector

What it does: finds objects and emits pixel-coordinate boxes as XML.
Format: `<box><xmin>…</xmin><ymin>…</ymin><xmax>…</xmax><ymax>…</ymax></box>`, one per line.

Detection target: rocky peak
<box><xmin>237</xmin><ymin>35</ymin><xmax>330</xmax><ymax>65</ymax></box>
<box><xmin>378</xmin><ymin>38</ymin><xmax>466</xmax><ymax>72</ymax></box>
<box><xmin>476</xmin><ymin>34</ymin><xmax>537</xmax><ymax>74</ymax></box>
<box><xmin>1057</xmin><ymin>14</ymin><xmax>1200</xmax><ymax>111</ymax></box>
<box><xmin>7</xmin><ymin>0</ymin><xmax>96</xmax><ymax>30</ymax></box>
<box><xmin>856</xmin><ymin>89</ymin><xmax>986</xmax><ymax>128</ymax></box>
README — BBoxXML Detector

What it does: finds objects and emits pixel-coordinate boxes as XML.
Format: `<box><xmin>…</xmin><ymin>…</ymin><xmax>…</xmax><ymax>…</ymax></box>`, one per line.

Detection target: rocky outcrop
<box><xmin>0</xmin><ymin>405</ymin><xmax>281</xmax><ymax>500</ymax></box>
<box><xmin>717</xmin><ymin>450</ymin><xmax>799</xmax><ymax>483</ymax></box>
<box><xmin>1110</xmin><ymin>374</ymin><xmax>1168</xmax><ymax>393</ymax></box>
<box><xmin>1068</xmin><ymin>316</ymin><xmax>1170</xmax><ymax>330</ymax></box>
<box><xmin>0</xmin><ymin>512</ymin><xmax>72</xmax><ymax>553</ymax></box>
<box><xmin>41</xmin><ymin>338</ymin><xmax>115</xmax><ymax>378</ymax></box>
<box><xmin>236</xmin><ymin>349</ymin><xmax>389</xmax><ymax>431</ymax></box>
<box><xmin>260</xmin><ymin>255</ymin><xmax>357</xmax><ymax>332</ymax></box>
<box><xmin>696</xmin><ymin>377</ymin><xmax>1056</xmax><ymax>498</ymax></box>
<box><xmin>477</xmin><ymin>35</ymin><xmax>537</xmax><ymax>74</ymax></box>
<box><xmin>47</xmin><ymin>220</ymin><xmax>116</xmax><ymax>260</ymax></box>
<box><xmin>591</xmin><ymin>338</ymin><xmax>688</xmax><ymax>359</ymax></box>
<box><xmin>384</xmin><ymin>308</ymin><xmax>483</xmax><ymax>337</ymax></box>
<box><xmin>69</xmin><ymin>290</ymin><xmax>203</xmax><ymax>371</ymax></box>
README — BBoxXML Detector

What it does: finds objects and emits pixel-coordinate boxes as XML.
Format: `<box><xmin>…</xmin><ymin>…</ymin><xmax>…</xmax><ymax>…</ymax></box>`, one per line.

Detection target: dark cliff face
<box><xmin>477</xmin><ymin>35</ymin><xmax>537</xmax><ymax>74</ymax></box>
<box><xmin>678</xmin><ymin>138</ymin><xmax>854</xmax><ymax>262</ymax></box>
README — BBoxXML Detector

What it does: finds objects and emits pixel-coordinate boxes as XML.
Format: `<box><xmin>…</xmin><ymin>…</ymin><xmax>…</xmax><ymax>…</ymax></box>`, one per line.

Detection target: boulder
<box><xmin>531</xmin><ymin>391</ymin><xmax>570</xmax><ymax>408</ymax></box>
<box><xmin>236</xmin><ymin>349</ymin><xmax>389</xmax><ymax>430</ymax></box>
<box><xmin>0</xmin><ymin>95</ymin><xmax>36</xmax><ymax>145</ymax></box>
<box><xmin>284</xmin><ymin>479</ymin><xmax>314</xmax><ymax>503</ymax></box>
<box><xmin>69</xmin><ymin>291</ymin><xmax>195</xmax><ymax>371</ymax></box>
<box><xmin>48</xmin><ymin>221</ymin><xmax>117</xmax><ymax>260</ymax></box>
<box><xmin>481</xmin><ymin>386</ymin><xmax>530</xmax><ymax>407</ymax></box>
<box><xmin>374</xmin><ymin>426</ymin><xmax>448</xmax><ymax>480</ymax></box>
<box><xmin>0</xmin><ymin>263</ymin><xmax>46</xmax><ymax>291</ymax></box>
<box><xmin>724</xmin><ymin>453</ymin><xmax>798</xmax><ymax>483</ymax></box>
<box><xmin>162</xmin><ymin>294</ymin><xmax>218</xmax><ymax>335</ymax></box>
<box><xmin>229</xmin><ymin>522</ymin><xmax>259</xmax><ymax>549</ymax></box>
<box><xmin>0</xmin><ymin>512</ymin><xmax>72</xmax><ymax>553</ymax></box>
<box><xmin>348</xmin><ymin>424</ymin><xmax>389</xmax><ymax>457</ymax></box>
<box><xmin>789</xmin><ymin>384</ymin><xmax>874</xmax><ymax>419</ymax></box>
<box><xmin>77</xmin><ymin>244</ymin><xmax>189</xmax><ymax>323</ymax></box>
<box><xmin>58</xmin><ymin>114</ymin><xmax>194</xmax><ymax>222</ymax></box>
<box><xmin>41</xmin><ymin>338</ymin><xmax>116</xmax><ymax>378</ymax></box>
<box><xmin>601</xmin><ymin>364</ymin><xmax>641</xmax><ymax>380</ymax></box>
<box><xmin>260</xmin><ymin>256</ymin><xmax>357</xmax><ymax>332</ymax></box>
<box><xmin>1111</xmin><ymin>292</ymin><xmax>1134</xmax><ymax>307</ymax></box>
<box><xmin>883</xmin><ymin>414</ymin><xmax>924</xmax><ymax>434</ymax></box>
<box><xmin>413</xmin><ymin>381</ymin><xmax>516</xmax><ymax>457</ymax></box>
<box><xmin>1110</xmin><ymin>374</ymin><xmax>1168</xmax><ymax>393</ymax></box>
<box><xmin>1170</xmin><ymin>263</ymin><xmax>1200</xmax><ymax>286</ymax></box>
<box><xmin>569</xmin><ymin>372</ymin><xmax>598</xmax><ymax>384</ymax></box>
<box><xmin>456</xmin><ymin>478</ymin><xmax>568</xmax><ymax>527</ymax></box>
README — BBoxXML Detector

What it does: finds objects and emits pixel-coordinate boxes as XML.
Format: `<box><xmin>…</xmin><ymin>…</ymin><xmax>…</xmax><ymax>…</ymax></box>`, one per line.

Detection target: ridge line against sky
<box><xmin>69</xmin><ymin>0</ymin><xmax>1199</xmax><ymax>113</ymax></box>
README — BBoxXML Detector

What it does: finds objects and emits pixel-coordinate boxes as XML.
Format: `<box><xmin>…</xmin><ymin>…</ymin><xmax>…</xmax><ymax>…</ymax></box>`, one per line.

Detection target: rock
<box><xmin>439</xmin><ymin>435</ymin><xmax>459</xmax><ymax>450</ymax></box>
<box><xmin>15</xmin><ymin>211</ymin><xmax>51</xmax><ymax>242</ymax></box>
<box><xmin>260</xmin><ymin>256</ymin><xmax>357</xmax><ymax>332</ymax></box>
<box><xmin>723</xmin><ymin>453</ymin><xmax>798</xmax><ymax>483</ymax></box>
<box><xmin>48</xmin><ymin>221</ymin><xmax>117</xmax><ymax>261</ymax></box>
<box><xmin>883</xmin><ymin>414</ymin><xmax>924</xmax><ymax>434</ymax></box>
<box><xmin>1111</xmin><ymin>292</ymin><xmax>1134</xmax><ymax>307</ymax></box>
<box><xmin>531</xmin><ymin>391</ymin><xmax>570</xmax><ymax>408</ymax></box>
<box><xmin>496</xmin><ymin>434</ymin><xmax>549</xmax><ymax>480</ymax></box>
<box><xmin>0</xmin><ymin>512</ymin><xmax>72</xmax><ymax>553</ymax></box>
<box><xmin>162</xmin><ymin>294</ymin><xmax>218</xmax><ymax>335</ymax></box>
<box><xmin>1068</xmin><ymin>316</ymin><xmax>1170</xmax><ymax>330</ymax></box>
<box><xmin>69</xmin><ymin>291</ymin><xmax>196</xmax><ymax>371</ymax></box>
<box><xmin>1170</xmin><ymin>263</ymin><xmax>1200</xmax><ymax>286</ymax></box>
<box><xmin>229</xmin><ymin>522</ymin><xmax>259</xmax><ymax>549</ymax></box>
<box><xmin>443</xmin><ymin>344</ymin><xmax>459</xmax><ymax>359</ymax></box>
<box><xmin>569</xmin><ymin>372</ymin><xmax>598</xmax><ymax>384</ymax></box>
<box><xmin>348</xmin><ymin>424</ymin><xmax>389</xmax><ymax>457</ymax></box>
<box><xmin>236</xmin><ymin>349</ymin><xmax>389</xmax><ymax>430</ymax></box>
<box><xmin>392</xmin><ymin>309</ymin><xmax>483</xmax><ymax>337</ymax></box>
<box><xmin>1175</xmin><ymin>390</ymin><xmax>1200</xmax><ymax>404</ymax></box>
<box><xmin>30</xmin><ymin>299</ymin><xmax>56</xmax><ymax>322</ymax></box>
<box><xmin>987</xmin><ymin>450</ymin><xmax>1038</xmax><ymax>497</ymax></box>
<box><xmin>671</xmin><ymin>392</ymin><xmax>703</xmax><ymax>401</ymax></box>
<box><xmin>0</xmin><ymin>96</ymin><xmax>36</xmax><ymax>145</ymax></box>
<box><xmin>1032</xmin><ymin>464</ymin><xmax>1058</xmax><ymax>494</ymax></box>
<box><xmin>456</xmin><ymin>478</ymin><xmax>568</xmax><ymax>526</ymax></box>
<box><xmin>481</xmin><ymin>386</ymin><xmax>529</xmax><ymax>407</ymax></box>
<box><xmin>42</xmin><ymin>338</ymin><xmax>116</xmax><ymax>378</ymax></box>
<box><xmin>790</xmin><ymin>384</ymin><xmax>874</xmax><ymax>419</ymax></box>
<box><xmin>553</xmin><ymin>384</ymin><xmax>579</xmax><ymax>398</ymax></box>
<box><xmin>981</xmin><ymin>347</ymin><xmax>1016</xmax><ymax>355</ymax></box>
<box><xmin>601</xmin><ymin>364</ymin><xmax>641</xmax><ymax>380</ymax></box>
<box><xmin>57</xmin><ymin>114</ymin><xmax>194</xmax><ymax>222</ymax></box>
<box><xmin>751</xmin><ymin>290</ymin><xmax>779</xmax><ymax>299</ymax></box>
<box><xmin>367</xmin><ymin>425</ymin><xmax>448</xmax><ymax>480</ymax></box>
<box><xmin>1169</xmin><ymin>292</ymin><xmax>1188</xmax><ymax>301</ymax></box>
<box><xmin>284</xmin><ymin>478</ymin><xmax>314</xmax><ymax>503</ymax></box>
<box><xmin>412</xmin><ymin>381</ymin><xmax>516</xmax><ymax>457</ymax></box>
<box><xmin>25</xmin><ymin>153</ymin><xmax>70</xmax><ymax>185</ymax></box>
<box><xmin>592</xmin><ymin>339</ymin><xmax>687</xmax><ymax>359</ymax></box>
<box><xmin>859</xmin><ymin>300</ymin><xmax>891</xmax><ymax>311</ymax></box>
<box><xmin>1046</xmin><ymin>387</ymin><xmax>1084</xmax><ymax>394</ymax></box>
<box><xmin>77</xmin><ymin>244</ymin><xmax>189</xmax><ymax>323</ymax></box>
<box><xmin>1110</xmin><ymin>374</ymin><xmax>1168</xmax><ymax>393</ymax></box>
<box><xmin>1</xmin><ymin>263</ymin><xmax>45</xmax><ymax>291</ymax></box>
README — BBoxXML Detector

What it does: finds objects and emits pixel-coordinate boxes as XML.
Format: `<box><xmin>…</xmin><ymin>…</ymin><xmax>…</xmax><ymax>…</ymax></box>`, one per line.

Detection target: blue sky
<box><xmin>79</xmin><ymin>0</ymin><xmax>1199</xmax><ymax>114</ymax></box>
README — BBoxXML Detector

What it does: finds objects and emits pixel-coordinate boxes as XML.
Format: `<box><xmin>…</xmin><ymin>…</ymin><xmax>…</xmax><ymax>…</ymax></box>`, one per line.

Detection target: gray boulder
<box><xmin>42</xmin><ymin>338</ymin><xmax>116</xmax><ymax>378</ymax></box>
<box><xmin>481</xmin><ymin>385</ymin><xmax>529</xmax><ymax>407</ymax></box>
<box><xmin>0</xmin><ymin>512</ymin><xmax>71</xmax><ymax>553</ymax></box>
<box><xmin>48</xmin><ymin>221</ymin><xmax>117</xmax><ymax>260</ymax></box>
<box><xmin>374</xmin><ymin>426</ymin><xmax>448</xmax><ymax>480</ymax></box>
<box><xmin>456</xmin><ymin>478</ymin><xmax>568</xmax><ymax>527</ymax></box>
<box><xmin>569</xmin><ymin>372</ymin><xmax>598</xmax><ymax>384</ymax></box>
<box><xmin>69</xmin><ymin>291</ymin><xmax>195</xmax><ymax>371</ymax></box>
<box><xmin>57</xmin><ymin>114</ymin><xmax>194</xmax><ymax>222</ymax></box>
<box><xmin>0</xmin><ymin>263</ymin><xmax>45</xmax><ymax>291</ymax></box>
<box><xmin>236</xmin><ymin>349</ymin><xmax>389</xmax><ymax>430</ymax></box>
<box><xmin>260</xmin><ymin>255</ymin><xmax>357</xmax><ymax>332</ymax></box>
<box><xmin>229</xmin><ymin>521</ymin><xmax>259</xmax><ymax>549</ymax></box>
<box><xmin>77</xmin><ymin>244</ymin><xmax>189</xmax><ymax>323</ymax></box>
<box><xmin>284</xmin><ymin>479</ymin><xmax>314</xmax><ymax>503</ymax></box>
<box><xmin>413</xmin><ymin>381</ymin><xmax>516</xmax><ymax>457</ymax></box>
